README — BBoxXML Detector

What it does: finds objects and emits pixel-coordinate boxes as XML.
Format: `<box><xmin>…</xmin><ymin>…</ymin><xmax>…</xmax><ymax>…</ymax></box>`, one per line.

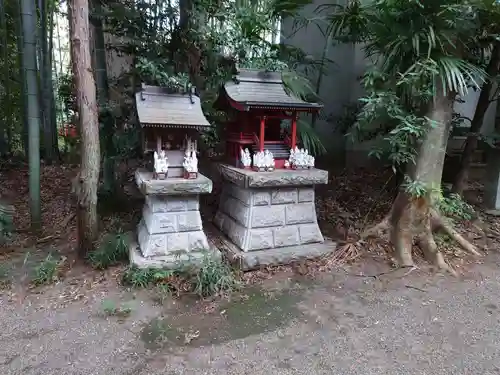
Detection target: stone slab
<box><xmin>214</xmin><ymin>211</ymin><xmax>324</xmax><ymax>251</ymax></box>
<box><xmin>219</xmin><ymin>164</ymin><xmax>328</xmax><ymax>188</ymax></box>
<box><xmin>145</xmin><ymin>195</ymin><xmax>200</xmax><ymax>213</ymax></box>
<box><xmin>129</xmin><ymin>241</ymin><xmax>221</xmax><ymax>269</ymax></box>
<box><xmin>214</xmin><ymin>229</ymin><xmax>336</xmax><ymax>271</ymax></box>
<box><xmin>484</xmin><ymin>148</ymin><xmax>500</xmax><ymax>210</ymax></box>
<box><xmin>137</xmin><ymin>220</ymin><xmax>210</xmax><ymax>257</ymax></box>
<box><xmin>135</xmin><ymin>168</ymin><xmax>212</xmax><ymax>195</ymax></box>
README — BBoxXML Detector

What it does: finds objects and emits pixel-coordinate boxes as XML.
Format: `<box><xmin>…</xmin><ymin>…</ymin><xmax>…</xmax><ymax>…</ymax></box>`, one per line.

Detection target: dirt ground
<box><xmin>1</xmin><ymin>254</ymin><xmax>500</xmax><ymax>375</ymax></box>
<box><xmin>1</xmin><ymin>163</ymin><xmax>500</xmax><ymax>374</ymax></box>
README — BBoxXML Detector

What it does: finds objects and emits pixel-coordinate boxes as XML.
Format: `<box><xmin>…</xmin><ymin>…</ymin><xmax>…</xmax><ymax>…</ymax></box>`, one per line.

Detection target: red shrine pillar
<box><xmin>259</xmin><ymin>116</ymin><xmax>266</xmax><ymax>151</ymax></box>
<box><xmin>291</xmin><ymin>112</ymin><xmax>297</xmax><ymax>149</ymax></box>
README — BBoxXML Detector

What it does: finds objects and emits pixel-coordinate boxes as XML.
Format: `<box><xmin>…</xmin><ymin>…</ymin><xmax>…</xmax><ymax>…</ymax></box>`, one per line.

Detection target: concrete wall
<box><xmin>281</xmin><ymin>2</ymin><xmax>497</xmax><ymax>161</ymax></box>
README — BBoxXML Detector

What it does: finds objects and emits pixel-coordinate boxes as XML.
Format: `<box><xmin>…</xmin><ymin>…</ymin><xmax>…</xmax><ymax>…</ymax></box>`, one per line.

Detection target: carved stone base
<box><xmin>130</xmin><ymin>241</ymin><xmax>221</xmax><ymax>269</ymax></box>
<box><xmin>214</xmin><ymin>182</ymin><xmax>325</xmax><ymax>252</ymax></box>
<box><xmin>132</xmin><ymin>169</ymin><xmax>214</xmax><ymax>269</ymax></box>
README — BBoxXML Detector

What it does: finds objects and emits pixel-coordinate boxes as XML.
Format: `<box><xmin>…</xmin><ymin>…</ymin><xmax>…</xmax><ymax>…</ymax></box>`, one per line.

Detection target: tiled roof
<box><xmin>135</xmin><ymin>85</ymin><xmax>211</xmax><ymax>128</ymax></box>
<box><xmin>221</xmin><ymin>69</ymin><xmax>322</xmax><ymax>110</ymax></box>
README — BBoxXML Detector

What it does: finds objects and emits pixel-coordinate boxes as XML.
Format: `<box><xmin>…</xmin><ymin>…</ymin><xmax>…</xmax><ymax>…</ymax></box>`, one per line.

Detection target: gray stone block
<box><xmin>221</xmin><ymin>237</ymin><xmax>337</xmax><ymax>271</ymax></box>
<box><xmin>250</xmin><ymin>205</ymin><xmax>286</xmax><ymax>228</ymax></box>
<box><xmin>219</xmin><ymin>164</ymin><xmax>328</xmax><ymax>188</ymax></box>
<box><xmin>225</xmin><ymin>183</ymin><xmax>252</xmax><ymax>205</ymax></box>
<box><xmin>299</xmin><ymin>223</ymin><xmax>324</xmax><ymax>244</ymax></box>
<box><xmin>138</xmin><ymin>220</ymin><xmax>211</xmax><ymax>257</ymax></box>
<box><xmin>285</xmin><ymin>203</ymin><xmax>316</xmax><ymax>225</ymax></box>
<box><xmin>273</xmin><ymin>226</ymin><xmax>300</xmax><ymax>247</ymax></box>
<box><xmin>298</xmin><ymin>188</ymin><xmax>314</xmax><ymax>202</ymax></box>
<box><xmin>130</xmin><ymin>242</ymin><xmax>221</xmax><ymax>270</ymax></box>
<box><xmin>271</xmin><ymin>189</ymin><xmax>298</xmax><ymax>204</ymax></box>
<box><xmin>138</xmin><ymin>221</ymin><xmax>168</xmax><ymax>257</ymax></box>
<box><xmin>215</xmin><ymin>211</ymin><xmax>248</xmax><ymax>250</ymax></box>
<box><xmin>253</xmin><ymin>191</ymin><xmax>272</xmax><ymax>206</ymax></box>
<box><xmin>177</xmin><ymin>211</ymin><xmax>202</xmax><ymax>232</ymax></box>
<box><xmin>189</xmin><ymin>231</ymin><xmax>210</xmax><ymax>251</ymax></box>
<box><xmin>247</xmin><ymin>228</ymin><xmax>274</xmax><ymax>250</ymax></box>
<box><xmin>135</xmin><ymin>169</ymin><xmax>213</xmax><ymax>195</ymax></box>
<box><xmin>143</xmin><ymin>207</ymin><xmax>177</xmax><ymax>234</ymax></box>
<box><xmin>215</xmin><ymin>180</ymin><xmax>327</xmax><ymax>252</ymax></box>
<box><xmin>222</xmin><ymin>195</ymin><xmax>251</xmax><ymax>226</ymax></box>
<box><xmin>146</xmin><ymin>195</ymin><xmax>200</xmax><ymax>213</ymax></box>
<box><xmin>166</xmin><ymin>232</ymin><xmax>190</xmax><ymax>253</ymax></box>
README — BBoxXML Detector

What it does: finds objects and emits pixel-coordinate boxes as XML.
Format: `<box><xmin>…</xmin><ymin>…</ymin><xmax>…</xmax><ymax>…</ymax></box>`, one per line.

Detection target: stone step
<box><xmin>251</xmin><ymin>142</ymin><xmax>290</xmax><ymax>159</ymax></box>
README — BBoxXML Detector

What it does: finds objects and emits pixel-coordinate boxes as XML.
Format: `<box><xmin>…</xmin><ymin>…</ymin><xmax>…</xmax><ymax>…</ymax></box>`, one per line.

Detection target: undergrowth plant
<box><xmin>192</xmin><ymin>254</ymin><xmax>241</xmax><ymax>297</ymax></box>
<box><xmin>122</xmin><ymin>253</ymin><xmax>240</xmax><ymax>298</ymax></box>
<box><xmin>0</xmin><ymin>263</ymin><xmax>10</xmax><ymax>286</ymax></box>
<box><xmin>32</xmin><ymin>254</ymin><xmax>59</xmax><ymax>286</ymax></box>
<box><xmin>100</xmin><ymin>299</ymin><xmax>132</xmax><ymax>317</ymax></box>
<box><xmin>0</xmin><ymin>204</ymin><xmax>14</xmax><ymax>244</ymax></box>
<box><xmin>437</xmin><ymin>193</ymin><xmax>475</xmax><ymax>221</ymax></box>
<box><xmin>88</xmin><ymin>232</ymin><xmax>129</xmax><ymax>269</ymax></box>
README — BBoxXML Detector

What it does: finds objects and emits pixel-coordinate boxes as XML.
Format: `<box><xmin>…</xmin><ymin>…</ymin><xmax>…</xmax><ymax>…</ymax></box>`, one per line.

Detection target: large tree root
<box><xmin>362</xmin><ymin>196</ymin><xmax>481</xmax><ymax>273</ymax></box>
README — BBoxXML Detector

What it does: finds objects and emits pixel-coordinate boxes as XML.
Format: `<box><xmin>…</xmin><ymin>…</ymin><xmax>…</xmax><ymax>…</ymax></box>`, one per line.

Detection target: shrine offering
<box><xmin>130</xmin><ymin>84</ymin><xmax>219</xmax><ymax>268</ymax></box>
<box><xmin>213</xmin><ymin>69</ymin><xmax>335</xmax><ymax>270</ymax></box>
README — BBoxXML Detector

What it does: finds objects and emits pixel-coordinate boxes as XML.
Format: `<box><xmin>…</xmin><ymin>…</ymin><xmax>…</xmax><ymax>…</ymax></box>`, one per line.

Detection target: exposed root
<box><xmin>361</xmin><ymin>196</ymin><xmax>480</xmax><ymax>274</ymax></box>
<box><xmin>417</xmin><ymin>219</ymin><xmax>456</xmax><ymax>276</ymax></box>
<box><xmin>361</xmin><ymin>217</ymin><xmax>390</xmax><ymax>239</ymax></box>
<box><xmin>430</xmin><ymin>210</ymin><xmax>481</xmax><ymax>256</ymax></box>
<box><xmin>324</xmin><ymin>242</ymin><xmax>362</xmax><ymax>268</ymax></box>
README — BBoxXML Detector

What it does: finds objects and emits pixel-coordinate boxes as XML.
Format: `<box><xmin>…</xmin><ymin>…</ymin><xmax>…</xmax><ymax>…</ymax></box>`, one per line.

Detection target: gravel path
<box><xmin>1</xmin><ymin>255</ymin><xmax>500</xmax><ymax>375</ymax></box>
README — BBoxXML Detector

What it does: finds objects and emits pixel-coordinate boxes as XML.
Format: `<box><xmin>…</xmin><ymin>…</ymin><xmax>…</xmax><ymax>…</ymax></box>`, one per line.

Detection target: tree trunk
<box><xmin>0</xmin><ymin>0</ymin><xmax>8</xmax><ymax>156</ymax></box>
<box><xmin>69</xmin><ymin>0</ymin><xmax>100</xmax><ymax>257</ymax></box>
<box><xmin>48</xmin><ymin>6</ymin><xmax>60</xmax><ymax>162</ymax></box>
<box><xmin>90</xmin><ymin>0</ymin><xmax>115</xmax><ymax>195</ymax></box>
<box><xmin>452</xmin><ymin>43</ymin><xmax>500</xmax><ymax>195</ymax></box>
<box><xmin>20</xmin><ymin>0</ymin><xmax>42</xmax><ymax>229</ymax></box>
<box><xmin>364</xmin><ymin>87</ymin><xmax>480</xmax><ymax>271</ymax></box>
<box><xmin>15</xmin><ymin>0</ymin><xmax>29</xmax><ymax>157</ymax></box>
<box><xmin>39</xmin><ymin>0</ymin><xmax>59</xmax><ymax>164</ymax></box>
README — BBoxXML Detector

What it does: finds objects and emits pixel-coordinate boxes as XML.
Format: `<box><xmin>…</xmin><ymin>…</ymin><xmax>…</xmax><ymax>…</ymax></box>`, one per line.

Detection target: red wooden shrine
<box><xmin>214</xmin><ymin>69</ymin><xmax>322</xmax><ymax>169</ymax></box>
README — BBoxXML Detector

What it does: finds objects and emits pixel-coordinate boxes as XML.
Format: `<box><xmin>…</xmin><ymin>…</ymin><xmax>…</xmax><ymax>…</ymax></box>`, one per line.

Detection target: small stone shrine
<box><xmin>213</xmin><ymin>69</ymin><xmax>335</xmax><ymax>269</ymax></box>
<box><xmin>130</xmin><ymin>84</ymin><xmax>218</xmax><ymax>268</ymax></box>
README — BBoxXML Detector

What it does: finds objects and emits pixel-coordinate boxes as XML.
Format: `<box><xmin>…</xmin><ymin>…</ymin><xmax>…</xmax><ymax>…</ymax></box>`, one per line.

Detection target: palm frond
<box><xmin>296</xmin><ymin>119</ymin><xmax>327</xmax><ymax>156</ymax></box>
<box><xmin>282</xmin><ymin>70</ymin><xmax>321</xmax><ymax>102</ymax></box>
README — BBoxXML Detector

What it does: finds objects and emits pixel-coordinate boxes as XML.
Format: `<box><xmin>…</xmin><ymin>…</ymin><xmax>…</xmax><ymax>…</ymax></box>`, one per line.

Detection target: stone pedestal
<box><xmin>485</xmin><ymin>148</ymin><xmax>500</xmax><ymax>213</ymax></box>
<box><xmin>130</xmin><ymin>169</ymin><xmax>218</xmax><ymax>268</ymax></box>
<box><xmin>214</xmin><ymin>164</ymin><xmax>335</xmax><ymax>269</ymax></box>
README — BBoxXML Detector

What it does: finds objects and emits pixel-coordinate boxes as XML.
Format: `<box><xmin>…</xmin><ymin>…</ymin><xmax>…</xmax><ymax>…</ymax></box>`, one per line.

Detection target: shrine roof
<box><xmin>216</xmin><ymin>69</ymin><xmax>322</xmax><ymax>111</ymax></box>
<box><xmin>135</xmin><ymin>84</ymin><xmax>211</xmax><ymax>129</ymax></box>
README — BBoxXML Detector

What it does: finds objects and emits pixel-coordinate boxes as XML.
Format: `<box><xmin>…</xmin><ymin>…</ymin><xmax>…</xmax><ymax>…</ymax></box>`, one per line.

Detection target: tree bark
<box><xmin>0</xmin><ymin>0</ymin><xmax>8</xmax><ymax>156</ymax></box>
<box><xmin>20</xmin><ymin>0</ymin><xmax>42</xmax><ymax>229</ymax></box>
<box><xmin>69</xmin><ymin>0</ymin><xmax>100</xmax><ymax>257</ymax></box>
<box><xmin>365</xmin><ymin>86</ymin><xmax>479</xmax><ymax>271</ymax></box>
<box><xmin>452</xmin><ymin>42</ymin><xmax>500</xmax><ymax>195</ymax></box>
<box><xmin>15</xmin><ymin>0</ymin><xmax>30</xmax><ymax>157</ymax></box>
<box><xmin>90</xmin><ymin>0</ymin><xmax>115</xmax><ymax>195</ymax></box>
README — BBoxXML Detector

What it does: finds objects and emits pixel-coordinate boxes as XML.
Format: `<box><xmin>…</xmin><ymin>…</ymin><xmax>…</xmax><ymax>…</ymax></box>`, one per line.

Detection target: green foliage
<box><xmin>136</xmin><ymin>57</ymin><xmax>192</xmax><ymax>92</ymax></box>
<box><xmin>401</xmin><ymin>175</ymin><xmax>428</xmax><ymax>198</ymax></box>
<box><xmin>88</xmin><ymin>232</ymin><xmax>129</xmax><ymax>270</ymax></box>
<box><xmin>327</xmin><ymin>0</ymin><xmax>488</xmax><ymax>172</ymax></box>
<box><xmin>122</xmin><ymin>266</ymin><xmax>173</xmax><ymax>288</ymax></box>
<box><xmin>193</xmin><ymin>254</ymin><xmax>241</xmax><ymax>297</ymax></box>
<box><xmin>100</xmin><ymin>299</ymin><xmax>132</xmax><ymax>317</ymax></box>
<box><xmin>437</xmin><ymin>193</ymin><xmax>475</xmax><ymax>221</ymax></box>
<box><xmin>56</xmin><ymin>72</ymin><xmax>76</xmax><ymax>117</ymax></box>
<box><xmin>104</xmin><ymin>0</ymin><xmax>325</xmax><ymax>156</ymax></box>
<box><xmin>122</xmin><ymin>253</ymin><xmax>240</xmax><ymax>298</ymax></box>
<box><xmin>0</xmin><ymin>204</ymin><xmax>14</xmax><ymax>243</ymax></box>
<box><xmin>0</xmin><ymin>263</ymin><xmax>10</xmax><ymax>286</ymax></box>
<box><xmin>32</xmin><ymin>254</ymin><xmax>59</xmax><ymax>286</ymax></box>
